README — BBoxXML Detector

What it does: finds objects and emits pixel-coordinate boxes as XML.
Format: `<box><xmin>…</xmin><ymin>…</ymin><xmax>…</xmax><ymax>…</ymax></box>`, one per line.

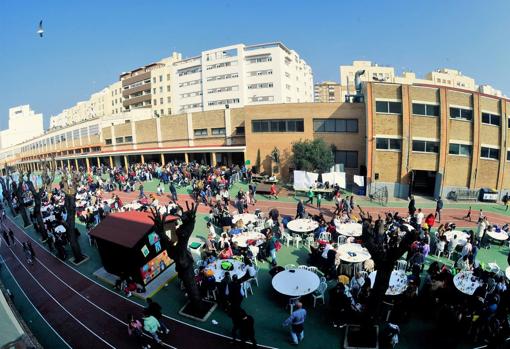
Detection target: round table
<box><xmin>487</xmin><ymin>230</ymin><xmax>509</xmax><ymax>241</ymax></box>
<box><xmin>506</xmin><ymin>266</ymin><xmax>510</xmax><ymax>280</ymax></box>
<box><xmin>337</xmin><ymin>243</ymin><xmax>371</xmax><ymax>263</ymax></box>
<box><xmin>453</xmin><ymin>271</ymin><xmax>482</xmax><ymax>295</ymax></box>
<box><xmin>336</xmin><ymin>223</ymin><xmax>362</xmax><ymax>237</ymax></box>
<box><xmin>271</xmin><ymin>269</ymin><xmax>320</xmax><ymax>297</ymax></box>
<box><xmin>205</xmin><ymin>259</ymin><xmax>246</xmax><ymax>282</ymax></box>
<box><xmin>444</xmin><ymin>230</ymin><xmax>469</xmax><ymax>246</ymax></box>
<box><xmin>232</xmin><ymin>213</ymin><xmax>258</xmax><ymax>225</ymax></box>
<box><xmin>232</xmin><ymin>231</ymin><xmax>266</xmax><ymax>248</ymax></box>
<box><xmin>287</xmin><ymin>219</ymin><xmax>319</xmax><ymax>234</ymax></box>
<box><xmin>369</xmin><ymin>270</ymin><xmax>408</xmax><ymax>296</ymax></box>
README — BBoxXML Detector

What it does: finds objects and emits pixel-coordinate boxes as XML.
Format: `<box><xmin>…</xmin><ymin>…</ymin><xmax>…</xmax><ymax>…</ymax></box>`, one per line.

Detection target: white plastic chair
<box><xmin>396</xmin><ymin>260</ymin><xmax>407</xmax><ymax>271</ymax></box>
<box><xmin>337</xmin><ymin>235</ymin><xmax>347</xmax><ymax>245</ymax></box>
<box><xmin>285</xmin><ymin>264</ymin><xmax>296</xmax><ymax>270</ymax></box>
<box><xmin>312</xmin><ymin>282</ymin><xmax>327</xmax><ymax>307</ymax></box>
<box><xmin>287</xmin><ymin>296</ymin><xmax>301</xmax><ymax>314</ymax></box>
<box><xmin>305</xmin><ymin>233</ymin><xmax>315</xmax><ymax>249</ymax></box>
<box><xmin>243</xmin><ymin>281</ymin><xmax>254</xmax><ymax>297</ymax></box>
<box><xmin>297</xmin><ymin>265</ymin><xmax>308</xmax><ymax>270</ymax></box>
<box><xmin>292</xmin><ymin>233</ymin><xmax>303</xmax><ymax>248</ymax></box>
<box><xmin>307</xmin><ymin>266</ymin><xmax>319</xmax><ymax>274</ymax></box>
<box><xmin>282</xmin><ymin>231</ymin><xmax>293</xmax><ymax>247</ymax></box>
<box><xmin>319</xmin><ymin>232</ymin><xmax>331</xmax><ymax>241</ymax></box>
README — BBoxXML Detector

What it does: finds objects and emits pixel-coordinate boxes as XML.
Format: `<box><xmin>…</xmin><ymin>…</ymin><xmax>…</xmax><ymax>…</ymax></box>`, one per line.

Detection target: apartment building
<box><xmin>0</xmin><ymin>105</ymin><xmax>44</xmax><ymax>148</ymax></box>
<box><xmin>172</xmin><ymin>42</ymin><xmax>313</xmax><ymax>113</ymax></box>
<box><xmin>314</xmin><ymin>81</ymin><xmax>341</xmax><ymax>102</ymax></box>
<box><xmin>425</xmin><ymin>68</ymin><xmax>475</xmax><ymax>90</ymax></box>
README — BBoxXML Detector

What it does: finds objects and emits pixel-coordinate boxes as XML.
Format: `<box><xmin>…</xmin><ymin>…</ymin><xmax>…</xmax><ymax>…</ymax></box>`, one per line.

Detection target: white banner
<box><xmin>354</xmin><ymin>175</ymin><xmax>365</xmax><ymax>187</ymax></box>
<box><xmin>334</xmin><ymin>172</ymin><xmax>346</xmax><ymax>189</ymax></box>
<box><xmin>293</xmin><ymin>170</ymin><xmax>319</xmax><ymax>191</ymax></box>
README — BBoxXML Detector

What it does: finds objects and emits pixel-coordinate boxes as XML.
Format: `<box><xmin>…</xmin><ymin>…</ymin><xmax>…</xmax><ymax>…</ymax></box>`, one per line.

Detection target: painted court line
<box><xmin>7</xmin><ymin>216</ymin><xmax>277</xmax><ymax>349</ymax></box>
<box><xmin>3</xmin><ymin>245</ymin><xmax>116</xmax><ymax>348</ymax></box>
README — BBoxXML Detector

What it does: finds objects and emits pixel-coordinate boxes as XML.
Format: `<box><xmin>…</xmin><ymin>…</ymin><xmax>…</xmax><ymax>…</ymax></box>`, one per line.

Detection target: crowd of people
<box><xmin>2</xmin><ymin>161</ymin><xmax>510</xmax><ymax>348</ymax></box>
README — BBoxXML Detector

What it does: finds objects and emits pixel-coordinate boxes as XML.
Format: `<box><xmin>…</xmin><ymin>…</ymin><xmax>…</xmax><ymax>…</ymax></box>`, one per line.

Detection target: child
<box><xmin>127</xmin><ymin>314</ymin><xmax>151</xmax><ymax>349</ymax></box>
<box><xmin>156</xmin><ymin>182</ymin><xmax>164</xmax><ymax>196</ymax></box>
<box><xmin>317</xmin><ymin>192</ymin><xmax>322</xmax><ymax>209</ymax></box>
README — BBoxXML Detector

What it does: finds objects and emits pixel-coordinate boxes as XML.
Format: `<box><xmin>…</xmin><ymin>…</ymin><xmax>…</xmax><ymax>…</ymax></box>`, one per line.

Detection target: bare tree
<box><xmin>61</xmin><ymin>169</ymin><xmax>85</xmax><ymax>263</ymax></box>
<box><xmin>25</xmin><ymin>157</ymin><xmax>56</xmax><ymax>241</ymax></box>
<box><xmin>10</xmin><ymin>170</ymin><xmax>31</xmax><ymax>227</ymax></box>
<box><xmin>0</xmin><ymin>164</ymin><xmax>15</xmax><ymax>216</ymax></box>
<box><xmin>149</xmin><ymin>202</ymin><xmax>203</xmax><ymax>312</ymax></box>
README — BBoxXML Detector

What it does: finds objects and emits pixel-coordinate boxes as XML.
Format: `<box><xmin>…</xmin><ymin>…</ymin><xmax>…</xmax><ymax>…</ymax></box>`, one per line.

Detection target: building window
<box><xmin>481</xmin><ymin>112</ymin><xmax>500</xmax><ymax>126</ymax></box>
<box><xmin>194</xmin><ymin>129</ymin><xmax>208</xmax><ymax>137</ymax></box>
<box><xmin>375</xmin><ymin>100</ymin><xmax>402</xmax><ymax>114</ymax></box>
<box><xmin>124</xmin><ymin>136</ymin><xmax>133</xmax><ymax>143</ymax></box>
<box><xmin>412</xmin><ymin>103</ymin><xmax>440</xmax><ymax>117</ymax></box>
<box><xmin>507</xmin><ymin>151</ymin><xmax>510</xmax><ymax>161</ymax></box>
<box><xmin>334</xmin><ymin>151</ymin><xmax>358</xmax><ymax>169</ymax></box>
<box><xmin>115</xmin><ymin>137</ymin><xmax>124</xmax><ymax>144</ymax></box>
<box><xmin>376</xmin><ymin>138</ymin><xmax>402</xmax><ymax>151</ymax></box>
<box><xmin>313</xmin><ymin>119</ymin><xmax>358</xmax><ymax>133</ymax></box>
<box><xmin>412</xmin><ymin>140</ymin><xmax>439</xmax><ymax>153</ymax></box>
<box><xmin>235</xmin><ymin>126</ymin><xmax>245</xmax><ymax>135</ymax></box>
<box><xmin>160</xmin><ymin>98</ymin><xmax>163</xmax><ymax>104</ymax></box>
<box><xmin>252</xmin><ymin>119</ymin><xmax>304</xmax><ymax>133</ymax></box>
<box><xmin>211</xmin><ymin>128</ymin><xmax>226</xmax><ymax>135</ymax></box>
<box><xmin>153</xmin><ymin>99</ymin><xmax>157</xmax><ymax>105</ymax></box>
<box><xmin>480</xmin><ymin>147</ymin><xmax>499</xmax><ymax>160</ymax></box>
<box><xmin>167</xmin><ymin>85</ymin><xmax>171</xmax><ymax>92</ymax></box>
<box><xmin>449</xmin><ymin>143</ymin><xmax>472</xmax><ymax>156</ymax></box>
<box><xmin>159</xmin><ymin>75</ymin><xmax>163</xmax><ymax>82</ymax></box>
<box><xmin>450</xmin><ymin>107</ymin><xmax>472</xmax><ymax>121</ymax></box>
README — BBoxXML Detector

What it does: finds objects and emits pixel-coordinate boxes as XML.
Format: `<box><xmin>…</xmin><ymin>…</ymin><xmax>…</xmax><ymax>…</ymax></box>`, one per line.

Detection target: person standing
<box><xmin>435</xmin><ymin>197</ymin><xmax>443</xmax><ymax>222</ymax></box>
<box><xmin>27</xmin><ymin>241</ymin><xmax>36</xmax><ymax>261</ymax></box>
<box><xmin>296</xmin><ymin>200</ymin><xmax>305</xmax><ymax>219</ymax></box>
<box><xmin>231</xmin><ymin>308</ymin><xmax>257</xmax><ymax>348</ymax></box>
<box><xmin>2</xmin><ymin>229</ymin><xmax>11</xmax><ymax>246</ymax></box>
<box><xmin>138</xmin><ymin>182</ymin><xmax>145</xmax><ymax>199</ymax></box>
<box><xmin>142</xmin><ymin>310</ymin><xmax>162</xmax><ymax>344</ymax></box>
<box><xmin>283</xmin><ymin>302</ymin><xmax>307</xmax><ymax>345</ymax></box>
<box><xmin>305</xmin><ymin>187</ymin><xmax>314</xmax><ymax>205</ymax></box>
<box><xmin>408</xmin><ymin>196</ymin><xmax>416</xmax><ymax>216</ymax></box>
<box><xmin>146</xmin><ymin>298</ymin><xmax>170</xmax><ymax>334</ymax></box>
<box><xmin>316</xmin><ymin>193</ymin><xmax>322</xmax><ymax>210</ymax></box>
<box><xmin>8</xmin><ymin>229</ymin><xmax>15</xmax><ymax>246</ymax></box>
<box><xmin>169</xmin><ymin>181</ymin><xmax>178</xmax><ymax>203</ymax></box>
<box><xmin>416</xmin><ymin>208</ymin><xmax>424</xmax><ymax>226</ymax></box>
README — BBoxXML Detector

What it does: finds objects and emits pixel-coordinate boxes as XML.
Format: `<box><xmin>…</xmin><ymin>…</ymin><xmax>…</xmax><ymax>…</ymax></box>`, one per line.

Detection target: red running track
<box><xmin>0</xmin><ymin>216</ymin><xmax>274</xmax><ymax>349</ymax></box>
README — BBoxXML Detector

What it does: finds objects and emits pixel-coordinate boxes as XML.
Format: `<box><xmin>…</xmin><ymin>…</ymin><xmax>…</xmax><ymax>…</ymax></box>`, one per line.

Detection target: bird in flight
<box><xmin>37</xmin><ymin>20</ymin><xmax>44</xmax><ymax>37</ymax></box>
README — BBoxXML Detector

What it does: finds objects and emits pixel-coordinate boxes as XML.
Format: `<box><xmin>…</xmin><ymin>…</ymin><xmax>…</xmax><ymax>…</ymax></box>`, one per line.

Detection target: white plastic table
<box><xmin>369</xmin><ymin>270</ymin><xmax>408</xmax><ymax>296</ymax></box>
<box><xmin>287</xmin><ymin>219</ymin><xmax>319</xmax><ymax>234</ymax></box>
<box><xmin>232</xmin><ymin>231</ymin><xmax>266</xmax><ymax>248</ymax></box>
<box><xmin>453</xmin><ymin>271</ymin><xmax>482</xmax><ymax>295</ymax></box>
<box><xmin>272</xmin><ymin>269</ymin><xmax>320</xmax><ymax>297</ymax></box>
<box><xmin>444</xmin><ymin>230</ymin><xmax>469</xmax><ymax>247</ymax></box>
<box><xmin>336</xmin><ymin>223</ymin><xmax>362</xmax><ymax>237</ymax></box>
<box><xmin>337</xmin><ymin>243</ymin><xmax>371</xmax><ymax>263</ymax></box>
<box><xmin>487</xmin><ymin>230</ymin><xmax>509</xmax><ymax>241</ymax></box>
<box><xmin>205</xmin><ymin>259</ymin><xmax>246</xmax><ymax>282</ymax></box>
<box><xmin>232</xmin><ymin>213</ymin><xmax>258</xmax><ymax>225</ymax></box>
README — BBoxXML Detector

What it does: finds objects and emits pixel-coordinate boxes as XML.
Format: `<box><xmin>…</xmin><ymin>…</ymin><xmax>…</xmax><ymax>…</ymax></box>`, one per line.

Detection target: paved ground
<box><xmin>0</xmin><ymin>216</ymin><xmax>266</xmax><ymax>349</ymax></box>
<box><xmin>2</xmin><ymin>185</ymin><xmax>510</xmax><ymax>349</ymax></box>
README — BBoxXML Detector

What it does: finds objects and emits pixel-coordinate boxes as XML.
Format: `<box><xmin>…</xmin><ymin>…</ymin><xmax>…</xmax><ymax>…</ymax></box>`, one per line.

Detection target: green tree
<box><xmin>291</xmin><ymin>139</ymin><xmax>334</xmax><ymax>173</ymax></box>
<box><xmin>255</xmin><ymin>148</ymin><xmax>261</xmax><ymax>173</ymax></box>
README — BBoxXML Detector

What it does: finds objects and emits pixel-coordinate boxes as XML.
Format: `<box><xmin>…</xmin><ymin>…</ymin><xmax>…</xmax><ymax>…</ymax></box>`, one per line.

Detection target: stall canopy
<box><xmin>90</xmin><ymin>211</ymin><xmax>178</xmax><ymax>248</ymax></box>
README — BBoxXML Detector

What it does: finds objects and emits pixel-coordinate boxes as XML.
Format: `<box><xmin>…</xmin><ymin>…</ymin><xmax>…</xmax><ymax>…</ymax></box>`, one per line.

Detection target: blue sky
<box><xmin>0</xmin><ymin>0</ymin><xmax>509</xmax><ymax>129</ymax></box>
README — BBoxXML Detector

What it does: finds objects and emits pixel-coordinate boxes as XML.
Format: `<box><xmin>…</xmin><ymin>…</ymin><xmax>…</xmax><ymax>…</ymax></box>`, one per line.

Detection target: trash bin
<box><xmin>479</xmin><ymin>188</ymin><xmax>498</xmax><ymax>202</ymax></box>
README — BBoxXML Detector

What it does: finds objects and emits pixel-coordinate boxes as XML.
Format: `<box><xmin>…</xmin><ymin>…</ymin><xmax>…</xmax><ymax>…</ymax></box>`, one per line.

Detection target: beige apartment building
<box><xmin>314</xmin><ymin>81</ymin><xmax>342</xmax><ymax>103</ymax></box>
